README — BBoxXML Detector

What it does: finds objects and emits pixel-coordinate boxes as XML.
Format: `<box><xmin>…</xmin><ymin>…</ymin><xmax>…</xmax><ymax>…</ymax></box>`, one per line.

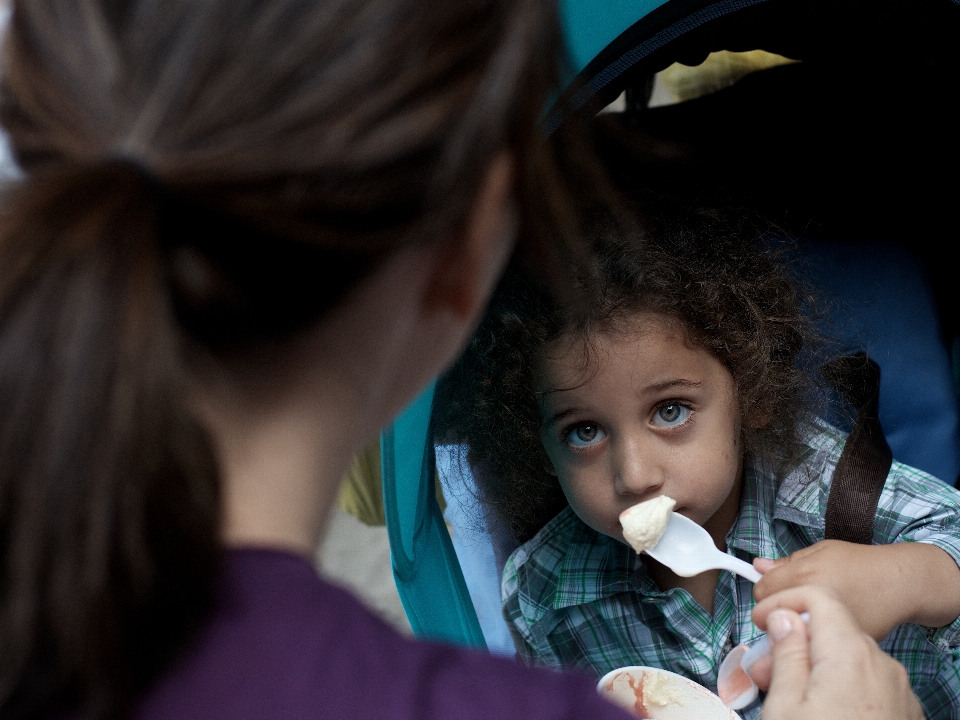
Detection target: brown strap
<box><xmin>821</xmin><ymin>353</ymin><xmax>892</xmax><ymax>545</ymax></box>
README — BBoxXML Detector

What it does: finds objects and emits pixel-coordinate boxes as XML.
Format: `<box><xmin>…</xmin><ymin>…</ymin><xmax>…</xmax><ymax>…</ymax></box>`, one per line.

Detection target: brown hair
<box><xmin>435</xmin><ymin>192</ymin><xmax>826</xmax><ymax>544</ymax></box>
<box><xmin>0</xmin><ymin>1</ymin><xmax>587</xmax><ymax>717</ymax></box>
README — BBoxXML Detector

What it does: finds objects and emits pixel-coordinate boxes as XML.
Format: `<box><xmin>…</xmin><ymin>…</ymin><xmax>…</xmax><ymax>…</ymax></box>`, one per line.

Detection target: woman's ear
<box><xmin>422</xmin><ymin>152</ymin><xmax>516</xmax><ymax>323</ymax></box>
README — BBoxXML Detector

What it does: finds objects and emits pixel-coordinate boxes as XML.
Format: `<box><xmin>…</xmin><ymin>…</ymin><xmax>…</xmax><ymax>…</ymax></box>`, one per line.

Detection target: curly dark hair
<box><xmin>435</xmin><ymin>192</ymin><xmax>827</xmax><ymax>545</ymax></box>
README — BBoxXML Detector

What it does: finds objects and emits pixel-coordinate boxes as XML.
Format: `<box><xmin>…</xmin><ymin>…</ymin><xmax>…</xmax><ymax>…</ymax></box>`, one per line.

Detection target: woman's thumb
<box><xmin>763</xmin><ymin>609</ymin><xmax>810</xmax><ymax>714</ymax></box>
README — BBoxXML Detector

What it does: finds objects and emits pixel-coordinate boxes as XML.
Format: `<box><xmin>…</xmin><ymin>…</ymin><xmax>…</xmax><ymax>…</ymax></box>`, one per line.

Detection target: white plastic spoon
<box><xmin>644</xmin><ymin>512</ymin><xmax>762</xmax><ymax>583</ymax></box>
<box><xmin>631</xmin><ymin>509</ymin><xmax>770</xmax><ymax>709</ymax></box>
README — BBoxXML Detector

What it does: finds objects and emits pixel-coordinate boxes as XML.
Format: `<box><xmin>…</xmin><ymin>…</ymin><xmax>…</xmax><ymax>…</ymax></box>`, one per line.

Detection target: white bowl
<box><xmin>596</xmin><ymin>666</ymin><xmax>743</xmax><ymax>720</ymax></box>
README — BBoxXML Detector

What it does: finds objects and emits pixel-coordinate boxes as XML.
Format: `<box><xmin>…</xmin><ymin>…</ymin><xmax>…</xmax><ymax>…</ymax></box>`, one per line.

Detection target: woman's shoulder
<box><xmin>133</xmin><ymin>547</ymin><xmax>629</xmax><ymax>720</ymax></box>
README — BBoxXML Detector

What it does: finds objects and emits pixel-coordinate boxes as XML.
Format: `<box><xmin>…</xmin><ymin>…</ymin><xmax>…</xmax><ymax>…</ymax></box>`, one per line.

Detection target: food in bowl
<box><xmin>597</xmin><ymin>666</ymin><xmax>741</xmax><ymax>720</ymax></box>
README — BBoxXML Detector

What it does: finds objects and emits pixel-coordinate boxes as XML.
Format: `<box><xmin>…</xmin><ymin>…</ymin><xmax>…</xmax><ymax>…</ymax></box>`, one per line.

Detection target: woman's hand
<box><xmin>753</xmin><ymin>540</ymin><xmax>960</xmax><ymax>640</ymax></box>
<box><xmin>751</xmin><ymin>586</ymin><xmax>925</xmax><ymax>720</ymax></box>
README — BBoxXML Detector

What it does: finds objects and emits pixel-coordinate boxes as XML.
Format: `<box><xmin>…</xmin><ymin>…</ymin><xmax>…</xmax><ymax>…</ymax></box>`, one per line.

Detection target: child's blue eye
<box><xmin>652</xmin><ymin>404</ymin><xmax>690</xmax><ymax>427</ymax></box>
<box><xmin>566</xmin><ymin>424</ymin><xmax>606</xmax><ymax>448</ymax></box>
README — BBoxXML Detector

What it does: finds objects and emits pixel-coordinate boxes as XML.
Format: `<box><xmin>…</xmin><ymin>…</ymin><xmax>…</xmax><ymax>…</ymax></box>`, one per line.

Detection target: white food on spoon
<box><xmin>619</xmin><ymin>495</ymin><xmax>677</xmax><ymax>553</ymax></box>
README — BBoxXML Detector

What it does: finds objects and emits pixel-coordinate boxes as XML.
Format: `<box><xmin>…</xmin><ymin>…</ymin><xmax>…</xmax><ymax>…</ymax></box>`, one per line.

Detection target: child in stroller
<box><xmin>434</xmin><ymin>196</ymin><xmax>960</xmax><ymax>719</ymax></box>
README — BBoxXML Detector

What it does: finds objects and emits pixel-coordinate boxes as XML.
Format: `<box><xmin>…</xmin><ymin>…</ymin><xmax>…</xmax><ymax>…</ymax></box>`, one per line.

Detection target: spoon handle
<box><xmin>714</xmin><ymin>552</ymin><xmax>763</xmax><ymax>583</ymax></box>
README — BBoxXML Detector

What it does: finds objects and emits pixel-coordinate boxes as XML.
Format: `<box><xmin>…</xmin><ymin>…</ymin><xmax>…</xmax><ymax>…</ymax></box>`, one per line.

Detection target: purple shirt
<box><xmin>134</xmin><ymin>548</ymin><xmax>632</xmax><ymax>720</ymax></box>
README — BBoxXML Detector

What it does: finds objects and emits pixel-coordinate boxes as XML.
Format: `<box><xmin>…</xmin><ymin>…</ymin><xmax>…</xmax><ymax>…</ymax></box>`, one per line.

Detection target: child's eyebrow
<box><xmin>542</xmin><ymin>406</ymin><xmax>579</xmax><ymax>428</ymax></box>
<box><xmin>647</xmin><ymin>379</ymin><xmax>703</xmax><ymax>392</ymax></box>
<box><xmin>539</xmin><ymin>379</ymin><xmax>704</xmax><ymax>427</ymax></box>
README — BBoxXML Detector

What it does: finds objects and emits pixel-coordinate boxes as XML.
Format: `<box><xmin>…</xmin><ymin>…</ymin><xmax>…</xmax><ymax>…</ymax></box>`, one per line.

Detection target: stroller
<box><xmin>379</xmin><ymin>0</ymin><xmax>960</xmax><ymax>651</ymax></box>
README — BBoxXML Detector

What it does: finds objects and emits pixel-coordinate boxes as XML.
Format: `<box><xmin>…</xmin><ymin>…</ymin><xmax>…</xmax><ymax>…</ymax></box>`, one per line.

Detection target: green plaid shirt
<box><xmin>502</xmin><ymin>423</ymin><xmax>960</xmax><ymax>719</ymax></box>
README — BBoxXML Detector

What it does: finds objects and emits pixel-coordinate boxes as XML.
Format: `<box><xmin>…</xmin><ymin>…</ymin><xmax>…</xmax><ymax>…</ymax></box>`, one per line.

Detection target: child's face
<box><xmin>535</xmin><ymin>311</ymin><xmax>744</xmax><ymax>547</ymax></box>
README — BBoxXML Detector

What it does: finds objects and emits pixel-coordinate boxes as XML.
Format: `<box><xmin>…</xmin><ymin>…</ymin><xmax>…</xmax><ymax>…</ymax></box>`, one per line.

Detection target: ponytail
<box><xmin>0</xmin><ymin>165</ymin><xmax>221</xmax><ymax>719</ymax></box>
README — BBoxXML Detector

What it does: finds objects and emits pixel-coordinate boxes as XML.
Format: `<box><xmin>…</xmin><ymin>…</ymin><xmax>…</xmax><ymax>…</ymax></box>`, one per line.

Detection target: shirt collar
<box><xmin>727</xmin><ymin>426</ymin><xmax>837</xmax><ymax>559</ymax></box>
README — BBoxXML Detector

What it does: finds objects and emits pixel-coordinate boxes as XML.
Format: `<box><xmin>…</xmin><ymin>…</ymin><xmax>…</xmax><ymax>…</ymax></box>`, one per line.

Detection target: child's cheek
<box><xmin>557</xmin><ymin>473</ymin><xmax>623</xmax><ymax>540</ymax></box>
<box><xmin>672</xmin><ymin>441</ymin><xmax>741</xmax><ymax>525</ymax></box>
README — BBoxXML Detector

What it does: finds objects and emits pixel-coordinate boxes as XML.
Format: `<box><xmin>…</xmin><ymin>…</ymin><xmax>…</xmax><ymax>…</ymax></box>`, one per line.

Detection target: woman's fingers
<box><xmin>753</xmin><ymin>585</ymin><xmax>927</xmax><ymax>720</ymax></box>
<box><xmin>760</xmin><ymin>609</ymin><xmax>810</xmax><ymax>714</ymax></box>
<box><xmin>746</xmin><ymin>653</ymin><xmax>772</xmax><ymax>690</ymax></box>
<box><xmin>753</xmin><ymin>585</ymin><xmax>853</xmax><ymax>642</ymax></box>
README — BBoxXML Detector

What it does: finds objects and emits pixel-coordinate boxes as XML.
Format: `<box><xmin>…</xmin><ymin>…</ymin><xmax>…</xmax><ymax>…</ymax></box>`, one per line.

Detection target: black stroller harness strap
<box><xmin>821</xmin><ymin>353</ymin><xmax>892</xmax><ymax>545</ymax></box>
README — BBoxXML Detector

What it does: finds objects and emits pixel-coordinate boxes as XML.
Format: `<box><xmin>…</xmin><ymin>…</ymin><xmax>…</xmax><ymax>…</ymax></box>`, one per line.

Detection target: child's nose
<box><xmin>613</xmin><ymin>439</ymin><xmax>663</xmax><ymax>497</ymax></box>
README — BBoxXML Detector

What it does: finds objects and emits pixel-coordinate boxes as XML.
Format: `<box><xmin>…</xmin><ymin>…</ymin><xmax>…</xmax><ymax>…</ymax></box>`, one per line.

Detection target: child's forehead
<box><xmin>536</xmin><ymin>310</ymin><xmax>705</xmax><ymax>386</ymax></box>
<box><xmin>547</xmin><ymin>310</ymin><xmax>690</xmax><ymax>360</ymax></box>
<box><xmin>597</xmin><ymin>310</ymin><xmax>688</xmax><ymax>342</ymax></box>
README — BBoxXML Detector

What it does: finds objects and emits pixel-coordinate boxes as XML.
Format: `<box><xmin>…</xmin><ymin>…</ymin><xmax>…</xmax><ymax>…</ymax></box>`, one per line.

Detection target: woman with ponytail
<box><xmin>0</xmin><ymin>1</ymin><xmax>927</xmax><ymax>720</ymax></box>
<box><xmin>0</xmin><ymin>1</ymin><xmax>626</xmax><ymax>718</ymax></box>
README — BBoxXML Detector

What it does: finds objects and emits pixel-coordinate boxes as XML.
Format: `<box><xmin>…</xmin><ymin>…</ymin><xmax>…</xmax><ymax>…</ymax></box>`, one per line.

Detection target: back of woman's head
<box><xmin>0</xmin><ymin>1</ymin><xmax>572</xmax><ymax>717</ymax></box>
<box><xmin>435</xmin><ymin>193</ymin><xmax>823</xmax><ymax>544</ymax></box>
